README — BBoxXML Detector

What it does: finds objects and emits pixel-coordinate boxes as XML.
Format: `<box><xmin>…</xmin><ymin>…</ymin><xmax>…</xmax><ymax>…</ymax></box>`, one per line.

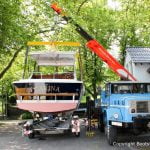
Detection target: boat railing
<box><xmin>16</xmin><ymin>92</ymin><xmax>78</xmax><ymax>101</ymax></box>
<box><xmin>29</xmin><ymin>72</ymin><xmax>42</xmax><ymax>79</ymax></box>
<box><xmin>30</xmin><ymin>72</ymin><xmax>74</xmax><ymax>79</ymax></box>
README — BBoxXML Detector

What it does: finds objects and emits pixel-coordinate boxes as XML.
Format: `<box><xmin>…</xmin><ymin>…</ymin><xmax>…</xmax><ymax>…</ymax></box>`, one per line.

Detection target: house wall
<box><xmin>125</xmin><ymin>53</ymin><xmax>150</xmax><ymax>81</ymax></box>
<box><xmin>132</xmin><ymin>63</ymin><xmax>150</xmax><ymax>81</ymax></box>
<box><xmin>125</xmin><ymin>53</ymin><xmax>133</xmax><ymax>75</ymax></box>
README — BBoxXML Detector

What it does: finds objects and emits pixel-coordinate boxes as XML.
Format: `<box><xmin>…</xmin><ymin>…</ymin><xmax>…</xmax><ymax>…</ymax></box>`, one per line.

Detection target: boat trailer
<box><xmin>20</xmin><ymin>115</ymin><xmax>80</xmax><ymax>139</ymax></box>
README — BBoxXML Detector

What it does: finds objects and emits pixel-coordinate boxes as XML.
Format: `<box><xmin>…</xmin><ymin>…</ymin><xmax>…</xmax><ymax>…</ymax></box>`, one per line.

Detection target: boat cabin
<box><xmin>29</xmin><ymin>51</ymin><xmax>76</xmax><ymax>79</ymax></box>
<box><xmin>14</xmin><ymin>51</ymin><xmax>83</xmax><ymax>104</ymax></box>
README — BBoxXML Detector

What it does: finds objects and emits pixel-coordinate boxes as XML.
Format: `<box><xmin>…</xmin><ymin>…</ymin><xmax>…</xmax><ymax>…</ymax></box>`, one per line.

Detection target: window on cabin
<box><xmin>111</xmin><ymin>84</ymin><xmax>132</xmax><ymax>94</ymax></box>
<box><xmin>105</xmin><ymin>84</ymin><xmax>110</xmax><ymax>96</ymax></box>
<box><xmin>147</xmin><ymin>84</ymin><xmax>150</xmax><ymax>93</ymax></box>
<box><xmin>111</xmin><ymin>83</ymin><xmax>149</xmax><ymax>94</ymax></box>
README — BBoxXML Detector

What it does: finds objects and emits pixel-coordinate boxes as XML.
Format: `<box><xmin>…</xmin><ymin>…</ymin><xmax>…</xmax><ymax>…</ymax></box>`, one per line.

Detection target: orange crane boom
<box><xmin>51</xmin><ymin>3</ymin><xmax>137</xmax><ymax>81</ymax></box>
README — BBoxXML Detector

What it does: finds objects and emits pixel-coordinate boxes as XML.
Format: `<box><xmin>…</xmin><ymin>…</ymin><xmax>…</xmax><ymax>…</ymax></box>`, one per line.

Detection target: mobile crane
<box><xmin>51</xmin><ymin>3</ymin><xmax>150</xmax><ymax>145</ymax></box>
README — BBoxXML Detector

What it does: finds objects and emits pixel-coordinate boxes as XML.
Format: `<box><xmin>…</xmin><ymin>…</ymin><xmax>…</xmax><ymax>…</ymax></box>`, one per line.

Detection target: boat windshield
<box><xmin>29</xmin><ymin>51</ymin><xmax>76</xmax><ymax>80</ymax></box>
<box><xmin>30</xmin><ymin>71</ymin><xmax>74</xmax><ymax>79</ymax></box>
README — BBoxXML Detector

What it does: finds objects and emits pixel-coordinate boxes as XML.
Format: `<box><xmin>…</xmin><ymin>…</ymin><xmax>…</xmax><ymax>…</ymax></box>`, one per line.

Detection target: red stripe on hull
<box><xmin>17</xmin><ymin>102</ymin><xmax>77</xmax><ymax>113</ymax></box>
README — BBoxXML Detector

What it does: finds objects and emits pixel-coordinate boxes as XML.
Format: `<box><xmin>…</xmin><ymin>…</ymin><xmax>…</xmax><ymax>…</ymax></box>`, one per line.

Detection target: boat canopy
<box><xmin>30</xmin><ymin>51</ymin><xmax>76</xmax><ymax>66</ymax></box>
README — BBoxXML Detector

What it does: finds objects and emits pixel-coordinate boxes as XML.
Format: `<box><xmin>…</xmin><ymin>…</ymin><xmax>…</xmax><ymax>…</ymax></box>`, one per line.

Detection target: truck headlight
<box><xmin>113</xmin><ymin>113</ymin><xmax>119</xmax><ymax>119</ymax></box>
<box><xmin>131</xmin><ymin>109</ymin><xmax>135</xmax><ymax>113</ymax></box>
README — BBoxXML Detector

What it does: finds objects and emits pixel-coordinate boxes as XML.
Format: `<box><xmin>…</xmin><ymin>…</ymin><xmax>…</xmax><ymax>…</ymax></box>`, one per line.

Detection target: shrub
<box><xmin>21</xmin><ymin>112</ymin><xmax>33</xmax><ymax>119</ymax></box>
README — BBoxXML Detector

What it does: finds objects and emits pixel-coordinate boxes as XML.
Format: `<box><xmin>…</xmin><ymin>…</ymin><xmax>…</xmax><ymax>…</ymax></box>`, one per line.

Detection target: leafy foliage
<box><xmin>0</xmin><ymin>0</ymin><xmax>149</xmax><ymax>102</ymax></box>
<box><xmin>21</xmin><ymin>112</ymin><xmax>33</xmax><ymax>119</ymax></box>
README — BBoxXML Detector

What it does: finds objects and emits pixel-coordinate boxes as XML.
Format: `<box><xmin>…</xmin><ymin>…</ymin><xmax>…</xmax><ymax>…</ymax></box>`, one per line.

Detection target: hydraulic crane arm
<box><xmin>51</xmin><ymin>3</ymin><xmax>137</xmax><ymax>81</ymax></box>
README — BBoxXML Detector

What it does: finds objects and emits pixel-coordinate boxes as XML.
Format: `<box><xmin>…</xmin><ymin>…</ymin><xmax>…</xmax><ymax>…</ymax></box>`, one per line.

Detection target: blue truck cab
<box><xmin>99</xmin><ymin>81</ymin><xmax>150</xmax><ymax>145</ymax></box>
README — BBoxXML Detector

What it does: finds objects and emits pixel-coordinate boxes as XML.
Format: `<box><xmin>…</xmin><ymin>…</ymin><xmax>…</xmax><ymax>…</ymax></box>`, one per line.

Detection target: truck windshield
<box><xmin>111</xmin><ymin>83</ymin><xmax>150</xmax><ymax>94</ymax></box>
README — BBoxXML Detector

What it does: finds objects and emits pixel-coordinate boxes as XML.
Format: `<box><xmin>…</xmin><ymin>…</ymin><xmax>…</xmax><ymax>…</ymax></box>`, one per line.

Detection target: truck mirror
<box><xmin>97</xmin><ymin>87</ymin><xmax>101</xmax><ymax>93</ymax></box>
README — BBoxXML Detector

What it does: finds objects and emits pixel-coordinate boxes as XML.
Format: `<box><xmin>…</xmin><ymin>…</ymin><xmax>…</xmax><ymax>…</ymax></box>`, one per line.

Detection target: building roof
<box><xmin>126</xmin><ymin>47</ymin><xmax>150</xmax><ymax>63</ymax></box>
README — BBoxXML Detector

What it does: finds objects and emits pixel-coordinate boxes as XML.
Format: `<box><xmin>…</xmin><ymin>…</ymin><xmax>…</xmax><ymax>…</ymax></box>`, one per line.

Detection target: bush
<box><xmin>21</xmin><ymin>112</ymin><xmax>33</xmax><ymax>119</ymax></box>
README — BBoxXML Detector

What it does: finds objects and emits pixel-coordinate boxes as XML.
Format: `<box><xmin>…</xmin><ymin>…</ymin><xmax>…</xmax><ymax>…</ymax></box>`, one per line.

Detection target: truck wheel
<box><xmin>106</xmin><ymin>126</ymin><xmax>117</xmax><ymax>145</ymax></box>
<box><xmin>28</xmin><ymin>132</ymin><xmax>35</xmax><ymax>139</ymax></box>
<box><xmin>133</xmin><ymin>128</ymin><xmax>141</xmax><ymax>135</ymax></box>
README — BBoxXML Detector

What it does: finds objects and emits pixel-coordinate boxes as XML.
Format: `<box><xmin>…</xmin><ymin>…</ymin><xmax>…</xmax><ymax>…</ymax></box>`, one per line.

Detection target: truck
<box><xmin>51</xmin><ymin>3</ymin><xmax>150</xmax><ymax>145</ymax></box>
<box><xmin>99</xmin><ymin>81</ymin><xmax>150</xmax><ymax>145</ymax></box>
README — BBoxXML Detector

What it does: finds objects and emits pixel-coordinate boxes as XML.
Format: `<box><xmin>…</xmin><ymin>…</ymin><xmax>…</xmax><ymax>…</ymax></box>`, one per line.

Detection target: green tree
<box><xmin>116</xmin><ymin>0</ymin><xmax>150</xmax><ymax>64</ymax></box>
<box><xmin>0</xmin><ymin>0</ymin><xmax>54</xmax><ymax>102</ymax></box>
<box><xmin>0</xmin><ymin>0</ymin><xmax>149</xmax><ymax>102</ymax></box>
<box><xmin>50</xmin><ymin>0</ymin><xmax>118</xmax><ymax>99</ymax></box>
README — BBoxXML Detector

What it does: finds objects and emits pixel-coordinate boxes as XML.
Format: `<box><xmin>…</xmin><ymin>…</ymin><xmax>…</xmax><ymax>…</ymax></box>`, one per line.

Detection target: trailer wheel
<box><xmin>75</xmin><ymin>132</ymin><xmax>80</xmax><ymax>137</ymax></box>
<box><xmin>106</xmin><ymin>126</ymin><xmax>117</xmax><ymax>145</ymax></box>
<box><xmin>28</xmin><ymin>132</ymin><xmax>35</xmax><ymax>139</ymax></box>
<box><xmin>64</xmin><ymin>129</ymin><xmax>71</xmax><ymax>135</ymax></box>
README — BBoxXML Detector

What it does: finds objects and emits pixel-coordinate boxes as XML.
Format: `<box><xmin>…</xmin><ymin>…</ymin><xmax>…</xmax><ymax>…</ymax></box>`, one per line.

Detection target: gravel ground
<box><xmin>0</xmin><ymin>121</ymin><xmax>150</xmax><ymax>150</ymax></box>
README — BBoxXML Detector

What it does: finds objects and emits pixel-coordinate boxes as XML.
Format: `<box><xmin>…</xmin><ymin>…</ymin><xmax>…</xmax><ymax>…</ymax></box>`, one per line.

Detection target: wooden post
<box><xmin>23</xmin><ymin>46</ymin><xmax>29</xmax><ymax>78</ymax></box>
<box><xmin>78</xmin><ymin>48</ymin><xmax>83</xmax><ymax>81</ymax></box>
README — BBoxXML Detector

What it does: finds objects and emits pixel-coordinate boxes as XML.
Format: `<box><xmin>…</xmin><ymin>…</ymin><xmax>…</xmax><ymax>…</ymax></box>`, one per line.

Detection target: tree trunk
<box><xmin>0</xmin><ymin>46</ymin><xmax>24</xmax><ymax>79</ymax></box>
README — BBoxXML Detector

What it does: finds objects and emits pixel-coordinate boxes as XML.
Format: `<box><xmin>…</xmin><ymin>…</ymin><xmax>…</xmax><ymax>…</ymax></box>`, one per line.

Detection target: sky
<box><xmin>107</xmin><ymin>0</ymin><xmax>121</xmax><ymax>59</ymax></box>
<box><xmin>107</xmin><ymin>0</ymin><xmax>121</xmax><ymax>10</ymax></box>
